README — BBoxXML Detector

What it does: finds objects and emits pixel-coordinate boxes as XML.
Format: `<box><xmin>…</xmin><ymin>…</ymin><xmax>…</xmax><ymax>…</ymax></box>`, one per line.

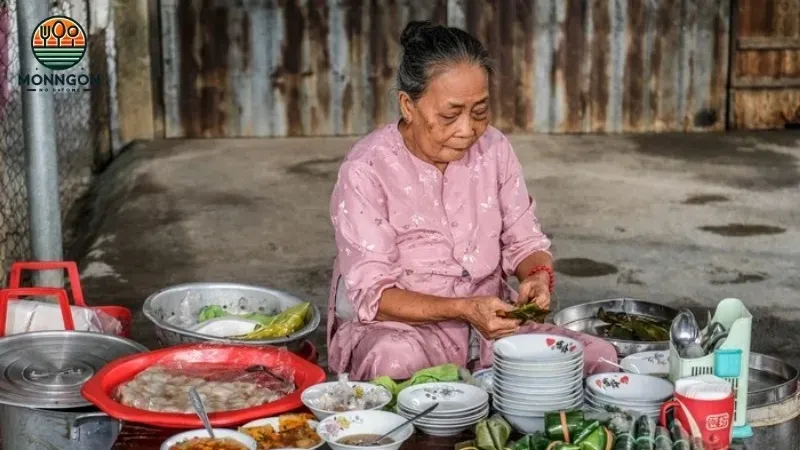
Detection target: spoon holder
<box><xmin>668</xmin><ymin>298</ymin><xmax>752</xmax><ymax>438</ymax></box>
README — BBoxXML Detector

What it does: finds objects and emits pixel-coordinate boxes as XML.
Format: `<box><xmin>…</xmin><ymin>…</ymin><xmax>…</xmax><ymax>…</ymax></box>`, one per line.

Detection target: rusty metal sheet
<box><xmin>159</xmin><ymin>0</ymin><xmax>446</xmax><ymax>138</ymax></box>
<box><xmin>454</xmin><ymin>0</ymin><xmax>729</xmax><ymax>133</ymax></box>
<box><xmin>731</xmin><ymin>0</ymin><xmax>800</xmax><ymax>129</ymax></box>
<box><xmin>159</xmin><ymin>0</ymin><xmax>730</xmax><ymax>136</ymax></box>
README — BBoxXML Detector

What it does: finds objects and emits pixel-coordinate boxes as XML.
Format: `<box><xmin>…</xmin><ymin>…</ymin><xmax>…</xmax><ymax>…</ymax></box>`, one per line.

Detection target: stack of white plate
<box><xmin>584</xmin><ymin>372</ymin><xmax>674</xmax><ymax>420</ymax></box>
<box><xmin>492</xmin><ymin>334</ymin><xmax>585</xmax><ymax>434</ymax></box>
<box><xmin>396</xmin><ymin>382</ymin><xmax>489</xmax><ymax>437</ymax></box>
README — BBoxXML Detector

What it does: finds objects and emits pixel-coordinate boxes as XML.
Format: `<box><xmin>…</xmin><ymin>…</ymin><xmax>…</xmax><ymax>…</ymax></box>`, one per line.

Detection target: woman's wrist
<box><xmin>451</xmin><ymin>297</ymin><xmax>476</xmax><ymax>323</ymax></box>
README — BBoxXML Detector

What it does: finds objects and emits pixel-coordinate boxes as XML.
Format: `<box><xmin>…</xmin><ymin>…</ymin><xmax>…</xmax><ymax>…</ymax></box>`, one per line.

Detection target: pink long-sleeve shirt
<box><xmin>326</xmin><ymin>123</ymin><xmax>552</xmax><ymax>373</ymax></box>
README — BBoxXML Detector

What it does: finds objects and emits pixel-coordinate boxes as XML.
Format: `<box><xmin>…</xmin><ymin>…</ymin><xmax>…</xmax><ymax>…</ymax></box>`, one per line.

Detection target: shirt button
<box><xmin>451</xmin><ymin>221</ymin><xmax>458</xmax><ymax>228</ymax></box>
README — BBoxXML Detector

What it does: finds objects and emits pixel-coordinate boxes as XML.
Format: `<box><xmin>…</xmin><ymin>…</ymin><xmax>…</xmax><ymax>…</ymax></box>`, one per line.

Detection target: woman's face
<box><xmin>399</xmin><ymin>62</ymin><xmax>490</xmax><ymax>168</ymax></box>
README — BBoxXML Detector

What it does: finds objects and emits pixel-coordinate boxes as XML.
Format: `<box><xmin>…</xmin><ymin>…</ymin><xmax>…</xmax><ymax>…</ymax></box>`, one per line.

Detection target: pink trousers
<box><xmin>345</xmin><ymin>322</ymin><xmax>619</xmax><ymax>381</ymax></box>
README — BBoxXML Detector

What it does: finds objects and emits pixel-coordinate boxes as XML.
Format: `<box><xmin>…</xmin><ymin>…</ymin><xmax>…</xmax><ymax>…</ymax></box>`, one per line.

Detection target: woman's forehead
<box><xmin>424</xmin><ymin>64</ymin><xmax>489</xmax><ymax>107</ymax></box>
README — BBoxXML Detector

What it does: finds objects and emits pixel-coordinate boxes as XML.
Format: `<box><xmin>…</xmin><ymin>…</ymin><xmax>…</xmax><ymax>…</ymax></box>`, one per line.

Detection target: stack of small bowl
<box><xmin>396</xmin><ymin>382</ymin><xmax>489</xmax><ymax>437</ymax></box>
<box><xmin>491</xmin><ymin>334</ymin><xmax>585</xmax><ymax>434</ymax></box>
<box><xmin>584</xmin><ymin>372</ymin><xmax>674</xmax><ymax>420</ymax></box>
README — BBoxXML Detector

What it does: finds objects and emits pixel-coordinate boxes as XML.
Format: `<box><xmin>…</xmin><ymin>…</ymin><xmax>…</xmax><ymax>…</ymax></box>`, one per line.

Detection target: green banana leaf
<box><xmin>198</xmin><ymin>305</ymin><xmax>228</xmax><ymax>322</ymax></box>
<box><xmin>513</xmin><ymin>432</ymin><xmax>551</xmax><ymax>450</ymax></box>
<box><xmin>234</xmin><ymin>302</ymin><xmax>311</xmax><ymax>339</ymax></box>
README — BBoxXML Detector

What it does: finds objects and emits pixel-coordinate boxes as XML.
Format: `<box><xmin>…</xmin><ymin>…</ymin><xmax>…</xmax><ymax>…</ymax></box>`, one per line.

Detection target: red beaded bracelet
<box><xmin>527</xmin><ymin>265</ymin><xmax>555</xmax><ymax>292</ymax></box>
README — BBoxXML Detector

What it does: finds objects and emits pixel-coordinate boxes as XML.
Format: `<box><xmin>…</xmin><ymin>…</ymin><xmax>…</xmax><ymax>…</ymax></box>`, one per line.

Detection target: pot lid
<box><xmin>0</xmin><ymin>331</ymin><xmax>147</xmax><ymax>409</ymax></box>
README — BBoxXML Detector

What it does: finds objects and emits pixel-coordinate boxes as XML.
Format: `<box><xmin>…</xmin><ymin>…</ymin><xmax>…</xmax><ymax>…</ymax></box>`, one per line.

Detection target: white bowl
<box><xmin>398</xmin><ymin>404</ymin><xmax>490</xmax><ymax>425</ymax></box>
<box><xmin>397</xmin><ymin>382</ymin><xmax>488</xmax><ymax>415</ymax></box>
<box><xmin>301</xmin><ymin>382</ymin><xmax>393</xmax><ymax>420</ymax></box>
<box><xmin>620</xmin><ymin>351</ymin><xmax>670</xmax><ymax>376</ymax></box>
<box><xmin>494</xmin><ymin>334</ymin><xmax>584</xmax><ymax>363</ymax></box>
<box><xmin>493</xmin><ymin>390</ymin><xmax>584</xmax><ymax>411</ymax></box>
<box><xmin>190</xmin><ymin>317</ymin><xmax>261</xmax><ymax>337</ymax></box>
<box><xmin>492</xmin><ymin>358</ymin><xmax>583</xmax><ymax>374</ymax></box>
<box><xmin>494</xmin><ymin>361</ymin><xmax>584</xmax><ymax>378</ymax></box>
<box><xmin>414</xmin><ymin>423</ymin><xmax>473</xmax><ymax>437</ymax></box>
<box><xmin>317</xmin><ymin>410</ymin><xmax>413</xmax><ymax>450</ymax></box>
<box><xmin>161</xmin><ymin>429</ymin><xmax>257</xmax><ymax>450</ymax></box>
<box><xmin>492</xmin><ymin>385</ymin><xmax>583</xmax><ymax>403</ymax></box>
<box><xmin>492</xmin><ymin>352</ymin><xmax>584</xmax><ymax>372</ymax></box>
<box><xmin>492</xmin><ymin>379</ymin><xmax>577</xmax><ymax>396</ymax></box>
<box><xmin>585</xmin><ymin>373</ymin><xmax>674</xmax><ymax>403</ymax></box>
<box><xmin>472</xmin><ymin>368</ymin><xmax>494</xmax><ymax>393</ymax></box>
<box><xmin>494</xmin><ymin>369</ymin><xmax>583</xmax><ymax>387</ymax></box>
<box><xmin>240</xmin><ymin>416</ymin><xmax>324</xmax><ymax>450</ymax></box>
<box><xmin>584</xmin><ymin>388</ymin><xmax>665</xmax><ymax>408</ymax></box>
<box><xmin>585</xmin><ymin>396</ymin><xmax>661</xmax><ymax>415</ymax></box>
<box><xmin>499</xmin><ymin>413</ymin><xmax>546</xmax><ymax>434</ymax></box>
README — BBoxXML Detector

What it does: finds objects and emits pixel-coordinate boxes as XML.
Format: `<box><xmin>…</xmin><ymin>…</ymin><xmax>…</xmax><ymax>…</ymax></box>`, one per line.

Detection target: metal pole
<box><xmin>17</xmin><ymin>0</ymin><xmax>64</xmax><ymax>287</ymax></box>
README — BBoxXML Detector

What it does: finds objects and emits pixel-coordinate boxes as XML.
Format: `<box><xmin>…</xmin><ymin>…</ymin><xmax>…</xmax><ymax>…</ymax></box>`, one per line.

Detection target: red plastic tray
<box><xmin>81</xmin><ymin>344</ymin><xmax>326</xmax><ymax>428</ymax></box>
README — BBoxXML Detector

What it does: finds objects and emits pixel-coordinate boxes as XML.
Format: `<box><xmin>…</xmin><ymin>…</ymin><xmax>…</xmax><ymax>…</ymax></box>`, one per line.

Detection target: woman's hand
<box><xmin>517</xmin><ymin>271</ymin><xmax>551</xmax><ymax>309</ymax></box>
<box><xmin>462</xmin><ymin>296</ymin><xmax>521</xmax><ymax>340</ymax></box>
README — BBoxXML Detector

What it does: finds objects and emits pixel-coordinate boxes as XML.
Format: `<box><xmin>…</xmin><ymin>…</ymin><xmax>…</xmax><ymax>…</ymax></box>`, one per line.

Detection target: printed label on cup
<box><xmin>705</xmin><ymin>413</ymin><xmax>730</xmax><ymax>431</ymax></box>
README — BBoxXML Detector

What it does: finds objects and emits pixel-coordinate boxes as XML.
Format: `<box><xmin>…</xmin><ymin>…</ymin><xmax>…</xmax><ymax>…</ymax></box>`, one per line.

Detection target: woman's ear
<box><xmin>398</xmin><ymin>91</ymin><xmax>414</xmax><ymax>124</ymax></box>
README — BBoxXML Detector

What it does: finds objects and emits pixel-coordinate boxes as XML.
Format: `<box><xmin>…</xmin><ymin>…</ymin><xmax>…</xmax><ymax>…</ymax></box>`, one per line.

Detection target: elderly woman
<box><xmin>327</xmin><ymin>21</ymin><xmax>617</xmax><ymax>381</ymax></box>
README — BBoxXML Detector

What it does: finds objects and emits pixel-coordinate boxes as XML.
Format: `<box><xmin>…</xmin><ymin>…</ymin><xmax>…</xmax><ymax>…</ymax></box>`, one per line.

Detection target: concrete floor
<box><xmin>70</xmin><ymin>131</ymin><xmax>800</xmax><ymax>370</ymax></box>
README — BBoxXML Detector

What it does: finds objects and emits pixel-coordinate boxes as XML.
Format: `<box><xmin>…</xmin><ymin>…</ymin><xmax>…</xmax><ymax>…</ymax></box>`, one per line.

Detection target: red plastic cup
<box><xmin>660</xmin><ymin>389</ymin><xmax>734</xmax><ymax>450</ymax></box>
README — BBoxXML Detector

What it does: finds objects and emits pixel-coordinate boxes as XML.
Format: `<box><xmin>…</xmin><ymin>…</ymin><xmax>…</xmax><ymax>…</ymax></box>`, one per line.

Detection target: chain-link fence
<box><xmin>0</xmin><ymin>0</ymin><xmax>107</xmax><ymax>285</ymax></box>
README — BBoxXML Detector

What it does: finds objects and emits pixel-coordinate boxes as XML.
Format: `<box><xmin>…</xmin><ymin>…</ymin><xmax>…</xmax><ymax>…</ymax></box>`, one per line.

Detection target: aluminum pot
<box><xmin>142</xmin><ymin>282</ymin><xmax>321</xmax><ymax>351</ymax></box>
<box><xmin>550</xmin><ymin>298</ymin><xmax>678</xmax><ymax>357</ymax></box>
<box><xmin>0</xmin><ymin>331</ymin><xmax>147</xmax><ymax>450</ymax></box>
<box><xmin>0</xmin><ymin>405</ymin><xmax>121</xmax><ymax>450</ymax></box>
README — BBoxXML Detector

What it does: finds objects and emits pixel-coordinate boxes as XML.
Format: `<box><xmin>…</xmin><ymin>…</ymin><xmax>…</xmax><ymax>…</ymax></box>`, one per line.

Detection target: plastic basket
<box><xmin>668</xmin><ymin>298</ymin><xmax>753</xmax><ymax>438</ymax></box>
<box><xmin>7</xmin><ymin>261</ymin><xmax>132</xmax><ymax>337</ymax></box>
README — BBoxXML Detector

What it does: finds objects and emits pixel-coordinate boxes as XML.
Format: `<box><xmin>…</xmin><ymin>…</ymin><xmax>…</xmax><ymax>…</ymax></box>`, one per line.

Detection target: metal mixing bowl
<box><xmin>142</xmin><ymin>282</ymin><xmax>320</xmax><ymax>351</ymax></box>
<box><xmin>550</xmin><ymin>298</ymin><xmax>678</xmax><ymax>357</ymax></box>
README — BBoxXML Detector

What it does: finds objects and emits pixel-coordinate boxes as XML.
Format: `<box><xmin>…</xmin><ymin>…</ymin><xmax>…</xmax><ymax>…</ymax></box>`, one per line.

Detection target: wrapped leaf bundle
<box><xmin>653</xmin><ymin>427</ymin><xmax>671</xmax><ymax>450</ymax></box>
<box><xmin>545</xmin><ymin>410</ymin><xmax>585</xmax><ymax>442</ymax></box>
<box><xmin>633</xmin><ymin>416</ymin><xmax>655</xmax><ymax>450</ymax></box>
<box><xmin>690</xmin><ymin>437</ymin><xmax>706</xmax><ymax>450</ymax></box>
<box><xmin>613</xmin><ymin>432</ymin><xmax>635</xmax><ymax>450</ymax></box>
<box><xmin>668</xmin><ymin>421</ymin><xmax>691</xmax><ymax>450</ymax></box>
<box><xmin>596</xmin><ymin>308</ymin><xmax>670</xmax><ymax>341</ymax></box>
<box><xmin>544</xmin><ymin>444</ymin><xmax>580</xmax><ymax>450</ymax></box>
<box><xmin>498</xmin><ymin>302</ymin><xmax>550</xmax><ymax>324</ymax></box>
<box><xmin>576</xmin><ymin>425</ymin><xmax>614</xmax><ymax>450</ymax></box>
<box><xmin>573</xmin><ymin>421</ymin><xmax>601</xmax><ymax>443</ymax></box>
<box><xmin>605</xmin><ymin>408</ymin><xmax>635</xmax><ymax>435</ymax></box>
<box><xmin>457</xmin><ymin>415</ymin><xmax>513</xmax><ymax>450</ymax></box>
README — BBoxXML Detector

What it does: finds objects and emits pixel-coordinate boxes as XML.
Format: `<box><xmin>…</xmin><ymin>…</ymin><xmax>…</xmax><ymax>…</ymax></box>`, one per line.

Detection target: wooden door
<box><xmin>729</xmin><ymin>0</ymin><xmax>800</xmax><ymax>129</ymax></box>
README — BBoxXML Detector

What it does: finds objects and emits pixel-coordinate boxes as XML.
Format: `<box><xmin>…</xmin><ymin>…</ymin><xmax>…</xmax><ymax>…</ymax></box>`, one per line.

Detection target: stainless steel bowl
<box><xmin>550</xmin><ymin>298</ymin><xmax>678</xmax><ymax>357</ymax></box>
<box><xmin>142</xmin><ymin>282</ymin><xmax>320</xmax><ymax>351</ymax></box>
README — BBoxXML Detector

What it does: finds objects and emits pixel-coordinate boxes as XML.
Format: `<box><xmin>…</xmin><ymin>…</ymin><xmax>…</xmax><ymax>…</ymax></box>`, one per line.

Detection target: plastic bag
<box><xmin>305</xmin><ymin>373</ymin><xmax>389</xmax><ymax>412</ymax></box>
<box><xmin>113</xmin><ymin>345</ymin><xmax>298</xmax><ymax>414</ymax></box>
<box><xmin>3</xmin><ymin>299</ymin><xmax>122</xmax><ymax>335</ymax></box>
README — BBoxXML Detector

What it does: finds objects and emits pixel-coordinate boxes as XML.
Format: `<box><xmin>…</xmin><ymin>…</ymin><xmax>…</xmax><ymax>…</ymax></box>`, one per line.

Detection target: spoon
<box><xmin>188</xmin><ymin>387</ymin><xmax>215</xmax><ymax>439</ymax></box>
<box><xmin>365</xmin><ymin>403</ymin><xmax>439</xmax><ymax>445</ymax></box>
<box><xmin>703</xmin><ymin>331</ymin><xmax>730</xmax><ymax>353</ymax></box>
<box><xmin>670</xmin><ymin>311</ymin><xmax>700</xmax><ymax>355</ymax></box>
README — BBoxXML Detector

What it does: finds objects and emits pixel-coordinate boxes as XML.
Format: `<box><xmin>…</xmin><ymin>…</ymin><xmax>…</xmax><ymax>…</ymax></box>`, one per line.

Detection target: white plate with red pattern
<box><xmin>585</xmin><ymin>372</ymin><xmax>674</xmax><ymax>403</ymax></box>
<box><xmin>493</xmin><ymin>334</ymin><xmax>583</xmax><ymax>363</ymax></box>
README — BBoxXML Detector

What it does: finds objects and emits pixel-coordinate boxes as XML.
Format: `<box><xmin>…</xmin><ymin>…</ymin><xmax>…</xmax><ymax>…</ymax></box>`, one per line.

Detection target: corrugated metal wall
<box><xmin>157</xmin><ymin>0</ymin><xmax>731</xmax><ymax>137</ymax></box>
